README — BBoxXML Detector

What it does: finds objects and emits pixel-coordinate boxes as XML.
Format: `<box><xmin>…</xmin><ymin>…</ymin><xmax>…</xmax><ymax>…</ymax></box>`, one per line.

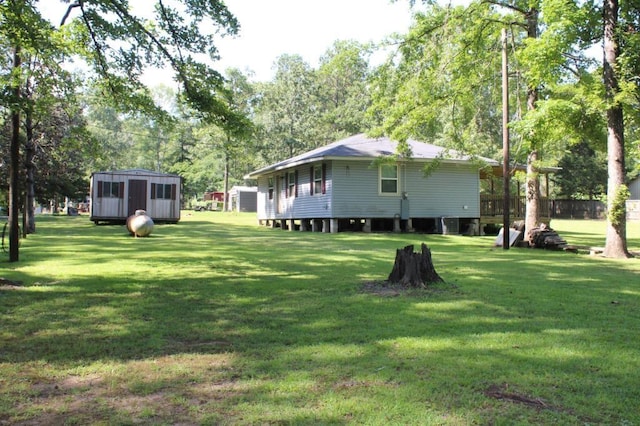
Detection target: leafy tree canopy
<box><xmin>52</xmin><ymin>0</ymin><xmax>240</xmax><ymax>124</ymax></box>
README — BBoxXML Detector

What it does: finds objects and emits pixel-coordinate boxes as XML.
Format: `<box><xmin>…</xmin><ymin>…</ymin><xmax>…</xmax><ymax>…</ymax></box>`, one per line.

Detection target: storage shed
<box><xmin>628</xmin><ymin>175</ymin><xmax>640</xmax><ymax>220</ymax></box>
<box><xmin>630</xmin><ymin>175</ymin><xmax>640</xmax><ymax>200</ymax></box>
<box><xmin>228</xmin><ymin>186</ymin><xmax>258</xmax><ymax>212</ymax></box>
<box><xmin>90</xmin><ymin>169</ymin><xmax>181</xmax><ymax>224</ymax></box>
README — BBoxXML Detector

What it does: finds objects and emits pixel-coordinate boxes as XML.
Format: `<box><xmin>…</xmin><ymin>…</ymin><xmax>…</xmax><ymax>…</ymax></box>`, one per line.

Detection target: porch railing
<box><xmin>480</xmin><ymin>195</ymin><xmax>551</xmax><ymax>219</ymax></box>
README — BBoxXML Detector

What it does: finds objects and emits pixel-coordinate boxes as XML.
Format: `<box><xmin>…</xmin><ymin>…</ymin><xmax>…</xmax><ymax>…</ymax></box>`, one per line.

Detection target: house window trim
<box><xmin>268</xmin><ymin>177</ymin><xmax>274</xmax><ymax>200</ymax></box>
<box><xmin>312</xmin><ymin>164</ymin><xmax>325</xmax><ymax>196</ymax></box>
<box><xmin>287</xmin><ymin>171</ymin><xmax>297</xmax><ymax>198</ymax></box>
<box><xmin>379</xmin><ymin>164</ymin><xmax>400</xmax><ymax>196</ymax></box>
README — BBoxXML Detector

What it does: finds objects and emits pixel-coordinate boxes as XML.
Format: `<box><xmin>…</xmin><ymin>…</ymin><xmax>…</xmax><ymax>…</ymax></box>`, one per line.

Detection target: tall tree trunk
<box><xmin>524</xmin><ymin>150</ymin><xmax>540</xmax><ymax>242</ymax></box>
<box><xmin>25</xmin><ymin>107</ymin><xmax>36</xmax><ymax>234</ymax></box>
<box><xmin>8</xmin><ymin>45</ymin><xmax>21</xmax><ymax>262</ymax></box>
<box><xmin>603</xmin><ymin>0</ymin><xmax>629</xmax><ymax>258</ymax></box>
<box><xmin>523</xmin><ymin>7</ymin><xmax>541</xmax><ymax>243</ymax></box>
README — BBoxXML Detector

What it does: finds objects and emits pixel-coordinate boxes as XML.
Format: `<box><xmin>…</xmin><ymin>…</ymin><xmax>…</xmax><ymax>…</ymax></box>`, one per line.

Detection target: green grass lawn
<box><xmin>1</xmin><ymin>213</ymin><xmax>639</xmax><ymax>425</ymax></box>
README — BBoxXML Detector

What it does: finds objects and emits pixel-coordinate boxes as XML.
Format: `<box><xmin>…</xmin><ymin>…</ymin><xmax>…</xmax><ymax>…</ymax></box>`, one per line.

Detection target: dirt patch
<box><xmin>333</xmin><ymin>378</ymin><xmax>400</xmax><ymax>391</ymax></box>
<box><xmin>0</xmin><ymin>277</ymin><xmax>23</xmax><ymax>290</ymax></box>
<box><xmin>483</xmin><ymin>383</ymin><xmax>601</xmax><ymax>423</ymax></box>
<box><xmin>484</xmin><ymin>383</ymin><xmax>548</xmax><ymax>408</ymax></box>
<box><xmin>5</xmin><ymin>355</ymin><xmax>239</xmax><ymax>425</ymax></box>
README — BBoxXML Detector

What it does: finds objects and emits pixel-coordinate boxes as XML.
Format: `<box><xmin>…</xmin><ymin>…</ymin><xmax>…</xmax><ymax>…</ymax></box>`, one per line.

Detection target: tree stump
<box><xmin>387</xmin><ymin>243</ymin><xmax>444</xmax><ymax>288</ymax></box>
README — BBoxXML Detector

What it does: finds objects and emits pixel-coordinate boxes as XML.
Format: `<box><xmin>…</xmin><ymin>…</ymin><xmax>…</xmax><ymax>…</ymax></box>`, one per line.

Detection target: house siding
<box><xmin>332</xmin><ymin>160</ymin><xmax>393</xmax><ymax>217</ymax></box>
<box><xmin>405</xmin><ymin>162</ymin><xmax>480</xmax><ymax>217</ymax></box>
<box><xmin>257</xmin><ymin>163</ymin><xmax>333</xmax><ymax>220</ymax></box>
<box><xmin>331</xmin><ymin>160</ymin><xmax>480</xmax><ymax>218</ymax></box>
<box><xmin>256</xmin><ymin>160</ymin><xmax>480</xmax><ymax>221</ymax></box>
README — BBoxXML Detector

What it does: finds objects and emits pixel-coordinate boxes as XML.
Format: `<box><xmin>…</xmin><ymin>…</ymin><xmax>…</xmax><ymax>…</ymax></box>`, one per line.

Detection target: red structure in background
<box><xmin>204</xmin><ymin>191</ymin><xmax>226</xmax><ymax>203</ymax></box>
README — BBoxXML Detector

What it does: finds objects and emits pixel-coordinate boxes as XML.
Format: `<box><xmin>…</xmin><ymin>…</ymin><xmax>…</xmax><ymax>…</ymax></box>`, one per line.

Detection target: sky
<box><xmin>38</xmin><ymin>0</ymin><xmax>416</xmax><ymax>85</ymax></box>
<box><xmin>212</xmin><ymin>0</ymin><xmax>415</xmax><ymax>81</ymax></box>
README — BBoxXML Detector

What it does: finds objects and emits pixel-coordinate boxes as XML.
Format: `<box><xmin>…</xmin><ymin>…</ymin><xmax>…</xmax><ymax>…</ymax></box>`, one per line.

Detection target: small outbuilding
<box><xmin>245</xmin><ymin>134</ymin><xmax>498</xmax><ymax>234</ymax></box>
<box><xmin>628</xmin><ymin>175</ymin><xmax>640</xmax><ymax>220</ymax></box>
<box><xmin>90</xmin><ymin>169</ymin><xmax>181</xmax><ymax>224</ymax></box>
<box><xmin>629</xmin><ymin>175</ymin><xmax>640</xmax><ymax>200</ymax></box>
<box><xmin>228</xmin><ymin>186</ymin><xmax>258</xmax><ymax>212</ymax></box>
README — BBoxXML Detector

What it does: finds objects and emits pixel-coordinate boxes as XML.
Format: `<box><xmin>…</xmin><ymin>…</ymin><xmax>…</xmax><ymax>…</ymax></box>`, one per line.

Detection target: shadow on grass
<box><xmin>1</xmin><ymin>214</ymin><xmax>639</xmax><ymax>424</ymax></box>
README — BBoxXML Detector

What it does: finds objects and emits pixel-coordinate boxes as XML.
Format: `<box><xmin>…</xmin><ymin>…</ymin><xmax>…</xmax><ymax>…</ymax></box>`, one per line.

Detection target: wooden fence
<box><xmin>550</xmin><ymin>199</ymin><xmax>607</xmax><ymax>219</ymax></box>
<box><xmin>480</xmin><ymin>196</ymin><xmax>609</xmax><ymax>220</ymax></box>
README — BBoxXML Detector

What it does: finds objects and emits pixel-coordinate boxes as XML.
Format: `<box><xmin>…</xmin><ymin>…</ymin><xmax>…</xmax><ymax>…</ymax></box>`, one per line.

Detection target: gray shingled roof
<box><xmin>246</xmin><ymin>134</ymin><xmax>498</xmax><ymax>178</ymax></box>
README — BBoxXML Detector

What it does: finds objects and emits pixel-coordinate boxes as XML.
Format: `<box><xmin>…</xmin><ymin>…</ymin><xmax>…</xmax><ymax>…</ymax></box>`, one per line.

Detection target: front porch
<box><xmin>479</xmin><ymin>164</ymin><xmax>557</xmax><ymax>231</ymax></box>
<box><xmin>480</xmin><ymin>194</ymin><xmax>552</xmax><ymax>228</ymax></box>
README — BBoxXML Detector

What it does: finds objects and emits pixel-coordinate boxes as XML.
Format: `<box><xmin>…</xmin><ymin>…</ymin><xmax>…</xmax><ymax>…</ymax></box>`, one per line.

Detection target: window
<box><xmin>313</xmin><ymin>165</ymin><xmax>323</xmax><ymax>195</ymax></box>
<box><xmin>380</xmin><ymin>164</ymin><xmax>398</xmax><ymax>194</ymax></box>
<box><xmin>151</xmin><ymin>183</ymin><xmax>176</xmax><ymax>200</ymax></box>
<box><xmin>268</xmin><ymin>177</ymin><xmax>274</xmax><ymax>200</ymax></box>
<box><xmin>287</xmin><ymin>171</ymin><xmax>298</xmax><ymax>197</ymax></box>
<box><xmin>98</xmin><ymin>181</ymin><xmax>123</xmax><ymax>198</ymax></box>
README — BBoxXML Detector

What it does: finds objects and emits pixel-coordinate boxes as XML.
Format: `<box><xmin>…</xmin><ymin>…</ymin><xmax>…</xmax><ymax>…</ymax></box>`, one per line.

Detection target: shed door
<box><xmin>128</xmin><ymin>179</ymin><xmax>147</xmax><ymax>216</ymax></box>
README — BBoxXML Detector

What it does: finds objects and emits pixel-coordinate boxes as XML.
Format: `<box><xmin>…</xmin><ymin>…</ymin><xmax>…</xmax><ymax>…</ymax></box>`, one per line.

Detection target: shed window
<box><xmin>268</xmin><ymin>177</ymin><xmax>274</xmax><ymax>200</ymax></box>
<box><xmin>380</xmin><ymin>164</ymin><xmax>399</xmax><ymax>194</ymax></box>
<box><xmin>98</xmin><ymin>181</ymin><xmax>123</xmax><ymax>198</ymax></box>
<box><xmin>151</xmin><ymin>183</ymin><xmax>176</xmax><ymax>200</ymax></box>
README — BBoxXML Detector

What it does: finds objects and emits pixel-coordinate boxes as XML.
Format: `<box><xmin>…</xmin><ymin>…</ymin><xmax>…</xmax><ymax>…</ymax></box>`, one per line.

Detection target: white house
<box><xmin>245</xmin><ymin>134</ymin><xmax>498</xmax><ymax>233</ymax></box>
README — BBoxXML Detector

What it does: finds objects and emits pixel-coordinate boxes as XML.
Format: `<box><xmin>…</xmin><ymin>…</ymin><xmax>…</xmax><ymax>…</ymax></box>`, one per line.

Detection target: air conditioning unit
<box><xmin>440</xmin><ymin>217</ymin><xmax>459</xmax><ymax>235</ymax></box>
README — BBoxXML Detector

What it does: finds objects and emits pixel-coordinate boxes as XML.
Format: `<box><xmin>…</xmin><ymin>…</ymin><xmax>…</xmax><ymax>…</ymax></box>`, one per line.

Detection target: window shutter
<box><xmin>310</xmin><ymin>167</ymin><xmax>314</xmax><ymax>195</ymax></box>
<box><xmin>97</xmin><ymin>181</ymin><xmax>103</xmax><ymax>198</ymax></box>
<box><xmin>294</xmin><ymin>170</ymin><xmax>298</xmax><ymax>197</ymax></box>
<box><xmin>321</xmin><ymin>164</ymin><xmax>326</xmax><ymax>194</ymax></box>
<box><xmin>171</xmin><ymin>184</ymin><xmax>177</xmax><ymax>200</ymax></box>
<box><xmin>119</xmin><ymin>182</ymin><xmax>125</xmax><ymax>199</ymax></box>
<box><xmin>151</xmin><ymin>183</ymin><xmax>157</xmax><ymax>199</ymax></box>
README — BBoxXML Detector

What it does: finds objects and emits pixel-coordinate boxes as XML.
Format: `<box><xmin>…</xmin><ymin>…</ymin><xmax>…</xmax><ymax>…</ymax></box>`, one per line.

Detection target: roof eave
<box><xmin>245</xmin><ymin>155</ymin><xmax>498</xmax><ymax>179</ymax></box>
<box><xmin>244</xmin><ymin>156</ymin><xmax>327</xmax><ymax>179</ymax></box>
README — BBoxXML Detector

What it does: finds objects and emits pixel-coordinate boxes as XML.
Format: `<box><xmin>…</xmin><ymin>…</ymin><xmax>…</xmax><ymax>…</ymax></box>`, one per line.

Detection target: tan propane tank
<box><xmin>126</xmin><ymin>210</ymin><xmax>154</xmax><ymax>237</ymax></box>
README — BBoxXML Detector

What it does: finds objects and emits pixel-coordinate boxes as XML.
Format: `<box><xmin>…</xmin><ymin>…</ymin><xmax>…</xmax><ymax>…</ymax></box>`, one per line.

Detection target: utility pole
<box><xmin>502</xmin><ymin>28</ymin><xmax>510</xmax><ymax>250</ymax></box>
